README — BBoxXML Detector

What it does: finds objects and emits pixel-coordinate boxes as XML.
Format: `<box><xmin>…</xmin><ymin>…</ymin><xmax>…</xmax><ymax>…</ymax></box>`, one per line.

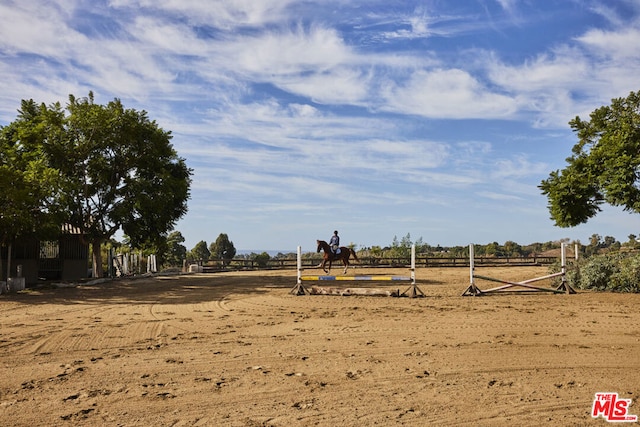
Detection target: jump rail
<box><xmin>462</xmin><ymin>243</ymin><xmax>577</xmax><ymax>296</ymax></box>
<box><xmin>291</xmin><ymin>245</ymin><xmax>424</xmax><ymax>298</ymax></box>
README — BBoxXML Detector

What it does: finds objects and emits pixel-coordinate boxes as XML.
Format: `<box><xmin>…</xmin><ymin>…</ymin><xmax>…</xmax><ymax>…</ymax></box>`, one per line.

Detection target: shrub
<box><xmin>253</xmin><ymin>252</ymin><xmax>271</xmax><ymax>268</ymax></box>
<box><xmin>576</xmin><ymin>254</ymin><xmax>619</xmax><ymax>291</ymax></box>
<box><xmin>608</xmin><ymin>254</ymin><xmax>640</xmax><ymax>292</ymax></box>
<box><xmin>552</xmin><ymin>252</ymin><xmax>640</xmax><ymax>292</ymax></box>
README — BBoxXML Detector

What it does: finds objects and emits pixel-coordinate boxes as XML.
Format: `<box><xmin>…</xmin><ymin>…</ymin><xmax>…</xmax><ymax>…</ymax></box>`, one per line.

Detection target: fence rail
<box><xmin>188</xmin><ymin>255</ymin><xmax>559</xmax><ymax>272</ymax></box>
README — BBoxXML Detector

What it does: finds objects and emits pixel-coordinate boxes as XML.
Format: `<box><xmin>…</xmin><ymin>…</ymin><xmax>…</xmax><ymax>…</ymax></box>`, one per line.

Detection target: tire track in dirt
<box><xmin>0</xmin><ymin>305</ymin><xmax>118</xmax><ymax>356</ymax></box>
<box><xmin>0</xmin><ymin>303</ymin><xmax>101</xmax><ymax>354</ymax></box>
<box><xmin>23</xmin><ymin>303</ymin><xmax>195</xmax><ymax>356</ymax></box>
<box><xmin>26</xmin><ymin>304</ymin><xmax>138</xmax><ymax>355</ymax></box>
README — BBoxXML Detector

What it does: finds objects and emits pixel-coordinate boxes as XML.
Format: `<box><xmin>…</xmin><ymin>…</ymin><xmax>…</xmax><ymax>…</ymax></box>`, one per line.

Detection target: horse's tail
<box><xmin>350</xmin><ymin>248</ymin><xmax>359</xmax><ymax>262</ymax></box>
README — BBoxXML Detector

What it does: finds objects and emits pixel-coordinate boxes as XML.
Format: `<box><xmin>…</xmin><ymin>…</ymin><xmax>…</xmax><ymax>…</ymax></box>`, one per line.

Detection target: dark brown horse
<box><xmin>316</xmin><ymin>240</ymin><xmax>359</xmax><ymax>274</ymax></box>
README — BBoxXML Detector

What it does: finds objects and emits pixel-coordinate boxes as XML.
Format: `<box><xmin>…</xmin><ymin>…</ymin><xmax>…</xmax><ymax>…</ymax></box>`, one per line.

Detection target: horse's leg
<box><xmin>322</xmin><ymin>256</ymin><xmax>330</xmax><ymax>274</ymax></box>
<box><xmin>343</xmin><ymin>254</ymin><xmax>349</xmax><ymax>274</ymax></box>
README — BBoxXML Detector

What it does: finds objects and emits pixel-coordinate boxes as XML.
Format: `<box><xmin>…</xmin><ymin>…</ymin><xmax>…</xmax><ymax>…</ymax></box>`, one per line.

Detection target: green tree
<box><xmin>253</xmin><ymin>252</ymin><xmax>271</xmax><ymax>268</ymax></box>
<box><xmin>585</xmin><ymin>234</ymin><xmax>602</xmax><ymax>257</ymax></box>
<box><xmin>1</xmin><ymin>93</ymin><xmax>192</xmax><ymax>278</ymax></box>
<box><xmin>190</xmin><ymin>241</ymin><xmax>210</xmax><ymax>261</ymax></box>
<box><xmin>209</xmin><ymin>233</ymin><xmax>236</xmax><ymax>265</ymax></box>
<box><xmin>0</xmin><ymin>102</ymin><xmax>64</xmax><ymax>244</ymax></box>
<box><xmin>503</xmin><ymin>240</ymin><xmax>522</xmax><ymax>257</ymax></box>
<box><xmin>1</xmin><ymin>102</ymin><xmax>68</xmax><ymax>280</ymax></box>
<box><xmin>389</xmin><ymin>233</ymin><xmax>413</xmax><ymax>258</ymax></box>
<box><xmin>485</xmin><ymin>242</ymin><xmax>502</xmax><ymax>257</ymax></box>
<box><xmin>165</xmin><ymin>231</ymin><xmax>187</xmax><ymax>267</ymax></box>
<box><xmin>369</xmin><ymin>246</ymin><xmax>383</xmax><ymax>258</ymax></box>
<box><xmin>540</xmin><ymin>90</ymin><xmax>640</xmax><ymax>227</ymax></box>
<box><xmin>526</xmin><ymin>242</ymin><xmax>543</xmax><ymax>255</ymax></box>
<box><xmin>603</xmin><ymin>236</ymin><xmax>618</xmax><ymax>249</ymax></box>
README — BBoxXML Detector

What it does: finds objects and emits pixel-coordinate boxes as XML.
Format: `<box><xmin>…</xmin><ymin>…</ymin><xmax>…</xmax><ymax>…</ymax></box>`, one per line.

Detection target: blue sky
<box><xmin>1</xmin><ymin>0</ymin><xmax>640</xmax><ymax>252</ymax></box>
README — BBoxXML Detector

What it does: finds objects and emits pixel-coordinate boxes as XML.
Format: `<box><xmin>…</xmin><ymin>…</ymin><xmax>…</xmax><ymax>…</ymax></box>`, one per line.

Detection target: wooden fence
<box><xmin>188</xmin><ymin>255</ymin><xmax>559</xmax><ymax>272</ymax></box>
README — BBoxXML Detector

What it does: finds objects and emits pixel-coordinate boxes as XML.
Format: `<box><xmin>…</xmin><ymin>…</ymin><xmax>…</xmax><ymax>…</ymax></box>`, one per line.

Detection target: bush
<box><xmin>553</xmin><ymin>252</ymin><xmax>640</xmax><ymax>292</ymax></box>
<box><xmin>609</xmin><ymin>255</ymin><xmax>640</xmax><ymax>292</ymax></box>
<box><xmin>575</xmin><ymin>254</ymin><xmax>619</xmax><ymax>291</ymax></box>
<box><xmin>253</xmin><ymin>252</ymin><xmax>271</xmax><ymax>268</ymax></box>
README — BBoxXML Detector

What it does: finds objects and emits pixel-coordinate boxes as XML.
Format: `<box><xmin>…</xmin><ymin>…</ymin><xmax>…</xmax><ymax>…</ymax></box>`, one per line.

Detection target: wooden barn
<box><xmin>1</xmin><ymin>227</ymin><xmax>89</xmax><ymax>285</ymax></box>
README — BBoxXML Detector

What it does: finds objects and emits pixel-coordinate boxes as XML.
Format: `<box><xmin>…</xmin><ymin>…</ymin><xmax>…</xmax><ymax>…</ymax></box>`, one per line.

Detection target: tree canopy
<box><xmin>209</xmin><ymin>233</ymin><xmax>236</xmax><ymax>263</ymax></box>
<box><xmin>190</xmin><ymin>241</ymin><xmax>210</xmax><ymax>261</ymax></box>
<box><xmin>540</xmin><ymin>90</ymin><xmax>640</xmax><ymax>227</ymax></box>
<box><xmin>164</xmin><ymin>231</ymin><xmax>187</xmax><ymax>267</ymax></box>
<box><xmin>0</xmin><ymin>103</ymin><xmax>63</xmax><ymax>244</ymax></box>
<box><xmin>0</xmin><ymin>92</ymin><xmax>192</xmax><ymax>277</ymax></box>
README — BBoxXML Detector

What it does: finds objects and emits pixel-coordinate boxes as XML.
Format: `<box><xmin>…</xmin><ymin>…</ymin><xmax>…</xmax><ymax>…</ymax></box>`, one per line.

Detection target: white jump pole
<box><xmin>297</xmin><ymin>245</ymin><xmax>302</xmax><ymax>285</ymax></box>
<box><xmin>411</xmin><ymin>244</ymin><xmax>416</xmax><ymax>285</ymax></box>
<box><xmin>561</xmin><ymin>242</ymin><xmax>566</xmax><ymax>289</ymax></box>
<box><xmin>469</xmin><ymin>243</ymin><xmax>474</xmax><ymax>286</ymax></box>
<box><xmin>469</xmin><ymin>243</ymin><xmax>475</xmax><ymax>287</ymax></box>
<box><xmin>465</xmin><ymin>244</ymin><xmax>481</xmax><ymax>296</ymax></box>
<box><xmin>291</xmin><ymin>245</ymin><xmax>307</xmax><ymax>295</ymax></box>
<box><xmin>556</xmin><ymin>242</ymin><xmax>576</xmax><ymax>294</ymax></box>
<box><xmin>400</xmin><ymin>244</ymin><xmax>424</xmax><ymax>297</ymax></box>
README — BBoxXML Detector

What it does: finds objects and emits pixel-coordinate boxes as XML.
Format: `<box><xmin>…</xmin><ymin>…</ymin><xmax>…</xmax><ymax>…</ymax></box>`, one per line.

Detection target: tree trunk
<box><xmin>92</xmin><ymin>240</ymin><xmax>104</xmax><ymax>278</ymax></box>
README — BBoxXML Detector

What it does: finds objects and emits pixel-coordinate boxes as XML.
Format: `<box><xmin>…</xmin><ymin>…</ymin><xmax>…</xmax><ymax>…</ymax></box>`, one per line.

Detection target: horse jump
<box><xmin>291</xmin><ymin>244</ymin><xmax>423</xmax><ymax>297</ymax></box>
<box><xmin>462</xmin><ymin>243</ymin><xmax>577</xmax><ymax>296</ymax></box>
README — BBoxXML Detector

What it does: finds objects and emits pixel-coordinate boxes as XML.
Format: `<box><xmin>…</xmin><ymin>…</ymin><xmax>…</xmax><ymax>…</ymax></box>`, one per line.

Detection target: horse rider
<box><xmin>329</xmin><ymin>230</ymin><xmax>341</xmax><ymax>255</ymax></box>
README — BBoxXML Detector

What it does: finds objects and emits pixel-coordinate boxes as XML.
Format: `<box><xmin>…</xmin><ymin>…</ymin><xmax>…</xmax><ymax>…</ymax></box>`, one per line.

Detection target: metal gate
<box><xmin>39</xmin><ymin>241</ymin><xmax>62</xmax><ymax>280</ymax></box>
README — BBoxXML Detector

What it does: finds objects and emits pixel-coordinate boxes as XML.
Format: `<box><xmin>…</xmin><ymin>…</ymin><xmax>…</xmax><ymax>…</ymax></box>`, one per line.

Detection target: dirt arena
<box><xmin>1</xmin><ymin>266</ymin><xmax>639</xmax><ymax>426</ymax></box>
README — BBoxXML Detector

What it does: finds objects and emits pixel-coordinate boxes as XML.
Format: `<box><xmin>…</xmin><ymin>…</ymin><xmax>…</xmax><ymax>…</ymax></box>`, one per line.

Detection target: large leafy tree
<box><xmin>209</xmin><ymin>233</ymin><xmax>236</xmax><ymax>264</ymax></box>
<box><xmin>190</xmin><ymin>240</ymin><xmax>210</xmax><ymax>261</ymax></box>
<box><xmin>1</xmin><ymin>102</ymin><xmax>64</xmax><ymax>244</ymax></box>
<box><xmin>540</xmin><ymin>90</ymin><xmax>640</xmax><ymax>226</ymax></box>
<box><xmin>3</xmin><ymin>93</ymin><xmax>192</xmax><ymax>277</ymax></box>
<box><xmin>1</xmin><ymin>103</ymin><xmax>65</xmax><ymax>280</ymax></box>
<box><xmin>165</xmin><ymin>231</ymin><xmax>187</xmax><ymax>267</ymax></box>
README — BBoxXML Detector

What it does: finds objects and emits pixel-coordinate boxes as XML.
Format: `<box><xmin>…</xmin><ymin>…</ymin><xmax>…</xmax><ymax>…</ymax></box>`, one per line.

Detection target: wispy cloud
<box><xmin>381</xmin><ymin>68</ymin><xmax>518</xmax><ymax>119</ymax></box>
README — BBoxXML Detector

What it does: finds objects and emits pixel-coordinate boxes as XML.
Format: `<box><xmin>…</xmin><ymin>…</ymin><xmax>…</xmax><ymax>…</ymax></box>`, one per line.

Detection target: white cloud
<box><xmin>381</xmin><ymin>69</ymin><xmax>518</xmax><ymax>119</ymax></box>
<box><xmin>275</xmin><ymin>67</ymin><xmax>371</xmax><ymax>105</ymax></box>
<box><xmin>576</xmin><ymin>27</ymin><xmax>640</xmax><ymax>60</ymax></box>
<box><xmin>477</xmin><ymin>191</ymin><xmax>522</xmax><ymax>201</ymax></box>
<box><xmin>588</xmin><ymin>3</ymin><xmax>626</xmax><ymax>27</ymax></box>
<box><xmin>227</xmin><ymin>26</ymin><xmax>353</xmax><ymax>75</ymax></box>
<box><xmin>0</xmin><ymin>2</ymin><xmax>65</xmax><ymax>54</ymax></box>
<box><xmin>109</xmin><ymin>0</ymin><xmax>298</xmax><ymax>28</ymax></box>
<box><xmin>495</xmin><ymin>0</ymin><xmax>517</xmax><ymax>13</ymax></box>
<box><xmin>488</xmin><ymin>47</ymin><xmax>589</xmax><ymax>93</ymax></box>
<box><xmin>131</xmin><ymin>16</ymin><xmax>210</xmax><ymax>55</ymax></box>
<box><xmin>489</xmin><ymin>156</ymin><xmax>549</xmax><ymax>180</ymax></box>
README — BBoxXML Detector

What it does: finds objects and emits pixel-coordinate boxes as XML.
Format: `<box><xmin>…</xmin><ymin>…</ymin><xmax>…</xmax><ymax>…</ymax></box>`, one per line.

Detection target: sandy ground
<box><xmin>1</xmin><ymin>266</ymin><xmax>639</xmax><ymax>426</ymax></box>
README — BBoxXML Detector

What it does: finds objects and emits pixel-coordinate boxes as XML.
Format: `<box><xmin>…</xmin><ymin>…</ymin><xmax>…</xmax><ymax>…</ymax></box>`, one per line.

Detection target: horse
<box><xmin>316</xmin><ymin>240</ymin><xmax>359</xmax><ymax>274</ymax></box>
